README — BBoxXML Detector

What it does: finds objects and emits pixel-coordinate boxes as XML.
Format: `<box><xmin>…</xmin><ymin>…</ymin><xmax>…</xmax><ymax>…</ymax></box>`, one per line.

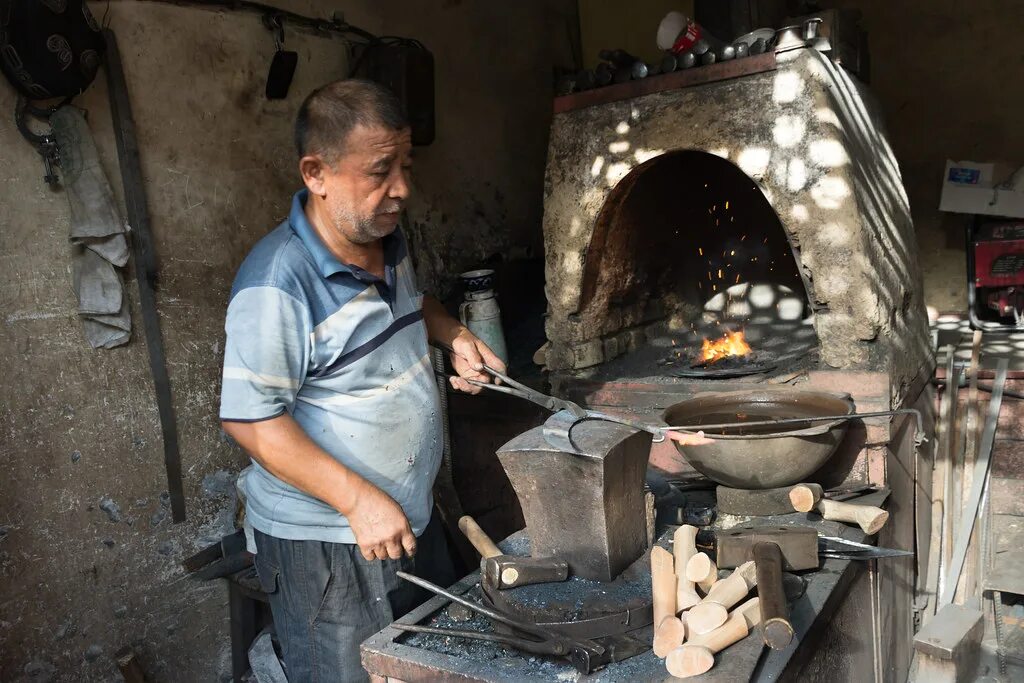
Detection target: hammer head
<box><xmin>716</xmin><ymin>526</ymin><xmax>818</xmax><ymax>571</ymax></box>
<box><xmin>482</xmin><ymin>555</ymin><xmax>569</xmax><ymax>589</ymax></box>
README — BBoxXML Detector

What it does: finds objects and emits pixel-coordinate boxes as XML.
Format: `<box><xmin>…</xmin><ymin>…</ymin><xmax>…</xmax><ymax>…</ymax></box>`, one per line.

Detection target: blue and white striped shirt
<box><xmin>220</xmin><ymin>190</ymin><xmax>442</xmax><ymax>543</ymax></box>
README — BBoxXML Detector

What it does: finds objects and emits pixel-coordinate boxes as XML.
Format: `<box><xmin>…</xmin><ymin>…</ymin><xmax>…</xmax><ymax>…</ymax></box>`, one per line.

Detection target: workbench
<box><xmin>361</xmin><ymin>516</ymin><xmax>870</xmax><ymax>682</ymax></box>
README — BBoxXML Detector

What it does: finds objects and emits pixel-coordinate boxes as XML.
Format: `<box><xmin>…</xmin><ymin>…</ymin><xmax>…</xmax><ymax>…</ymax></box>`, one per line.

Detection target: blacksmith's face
<box><xmin>313</xmin><ymin>124</ymin><xmax>413</xmax><ymax>244</ymax></box>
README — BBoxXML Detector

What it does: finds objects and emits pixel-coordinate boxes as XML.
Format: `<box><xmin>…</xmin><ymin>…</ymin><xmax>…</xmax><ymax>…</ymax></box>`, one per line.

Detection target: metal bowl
<box><xmin>662</xmin><ymin>389</ymin><xmax>854</xmax><ymax>489</ymax></box>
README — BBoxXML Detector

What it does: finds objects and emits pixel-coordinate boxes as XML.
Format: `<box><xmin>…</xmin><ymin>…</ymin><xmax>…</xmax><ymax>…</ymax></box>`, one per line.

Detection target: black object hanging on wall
<box><xmin>263</xmin><ymin>13</ymin><xmax>297</xmax><ymax>100</ymax></box>
<box><xmin>0</xmin><ymin>0</ymin><xmax>105</xmax><ymax>99</ymax></box>
<box><xmin>351</xmin><ymin>39</ymin><xmax>435</xmax><ymax>146</ymax></box>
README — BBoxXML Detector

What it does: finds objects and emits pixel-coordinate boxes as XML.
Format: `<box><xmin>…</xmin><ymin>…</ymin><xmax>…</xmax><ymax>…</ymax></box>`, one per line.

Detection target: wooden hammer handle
<box><xmin>457</xmin><ymin>515</ymin><xmax>501</xmax><ymax>558</ymax></box>
<box><xmin>753</xmin><ymin>542</ymin><xmax>793</xmax><ymax>650</ymax></box>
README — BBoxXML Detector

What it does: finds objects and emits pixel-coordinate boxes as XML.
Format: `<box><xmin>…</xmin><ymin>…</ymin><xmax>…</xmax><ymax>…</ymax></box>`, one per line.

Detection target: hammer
<box><xmin>457</xmin><ymin>516</ymin><xmax>568</xmax><ymax>590</ymax></box>
<box><xmin>715</xmin><ymin>526</ymin><xmax>818</xmax><ymax>650</ymax></box>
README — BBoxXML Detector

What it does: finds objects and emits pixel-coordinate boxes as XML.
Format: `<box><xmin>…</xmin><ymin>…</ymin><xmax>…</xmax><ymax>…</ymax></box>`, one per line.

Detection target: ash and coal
<box><xmin>580</xmin><ymin>319</ymin><xmax>820</xmax><ymax>384</ymax></box>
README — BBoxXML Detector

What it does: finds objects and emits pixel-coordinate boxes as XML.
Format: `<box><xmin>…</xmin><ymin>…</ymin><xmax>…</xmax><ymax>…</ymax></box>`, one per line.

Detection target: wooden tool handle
<box><xmin>686</xmin><ymin>601</ymin><xmax>728</xmax><ymax>635</ymax></box>
<box><xmin>652</xmin><ymin>546</ymin><xmax>677</xmax><ymax>629</ymax></box>
<box><xmin>705</xmin><ymin>560</ymin><xmax>756</xmax><ymax>607</ymax></box>
<box><xmin>674</xmin><ymin>525</ymin><xmax>701</xmax><ymax>610</ymax></box>
<box><xmin>817</xmin><ymin>499</ymin><xmax>889</xmax><ymax>535</ymax></box>
<box><xmin>753</xmin><ymin>542</ymin><xmax>793</xmax><ymax>650</ymax></box>
<box><xmin>731</xmin><ymin>597</ymin><xmax>762</xmax><ymax>629</ymax></box>
<box><xmin>789</xmin><ymin>483</ymin><xmax>824</xmax><ymax>513</ymax></box>
<box><xmin>665</xmin><ymin>644</ymin><xmax>714</xmax><ymax>678</ymax></box>
<box><xmin>457</xmin><ymin>516</ymin><xmax>501</xmax><ymax>558</ymax></box>
<box><xmin>688</xmin><ymin>611</ymin><xmax>751</xmax><ymax>651</ymax></box>
<box><xmin>685</xmin><ymin>552</ymin><xmax>719</xmax><ymax>594</ymax></box>
<box><xmin>653</xmin><ymin>615</ymin><xmax>687</xmax><ymax>657</ymax></box>
<box><xmin>667</xmin><ymin>612</ymin><xmax>752</xmax><ymax>677</ymax></box>
<box><xmin>704</xmin><ymin>574</ymin><xmax>747</xmax><ymax>609</ymax></box>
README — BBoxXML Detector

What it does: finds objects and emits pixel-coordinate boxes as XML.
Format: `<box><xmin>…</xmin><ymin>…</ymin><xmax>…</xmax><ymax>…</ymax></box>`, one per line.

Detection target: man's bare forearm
<box><xmin>422</xmin><ymin>294</ymin><xmax>469</xmax><ymax>346</ymax></box>
<box><xmin>222</xmin><ymin>413</ymin><xmax>369</xmax><ymax>516</ymax></box>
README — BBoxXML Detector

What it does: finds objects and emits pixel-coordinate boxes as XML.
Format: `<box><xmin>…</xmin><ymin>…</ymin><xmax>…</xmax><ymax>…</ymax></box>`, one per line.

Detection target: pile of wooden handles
<box><xmin>651</xmin><ymin>525</ymin><xmax>761</xmax><ymax>678</ymax></box>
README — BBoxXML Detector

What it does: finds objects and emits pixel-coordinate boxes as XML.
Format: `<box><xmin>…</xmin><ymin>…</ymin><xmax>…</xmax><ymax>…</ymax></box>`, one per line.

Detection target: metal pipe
<box><xmin>931</xmin><ymin>377</ymin><xmax>1024</xmax><ymax>401</ymax></box>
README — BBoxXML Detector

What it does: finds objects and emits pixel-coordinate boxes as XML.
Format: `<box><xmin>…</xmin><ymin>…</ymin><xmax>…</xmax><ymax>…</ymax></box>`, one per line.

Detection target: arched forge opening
<box><xmin>577</xmin><ymin>150</ymin><xmax>818</xmax><ymax>374</ymax></box>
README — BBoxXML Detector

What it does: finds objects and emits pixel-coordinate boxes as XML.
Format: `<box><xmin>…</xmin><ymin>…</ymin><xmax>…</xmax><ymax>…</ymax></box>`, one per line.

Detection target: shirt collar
<box><xmin>288</xmin><ymin>189</ymin><xmax>400</xmax><ymax>282</ymax></box>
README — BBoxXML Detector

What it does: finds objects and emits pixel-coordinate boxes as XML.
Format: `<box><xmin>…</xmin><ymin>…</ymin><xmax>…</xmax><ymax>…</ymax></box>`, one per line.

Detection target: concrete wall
<box><xmin>0</xmin><ymin>1</ymin><xmax>574</xmax><ymax>680</ymax></box>
<box><xmin>824</xmin><ymin>0</ymin><xmax>1024</xmax><ymax>312</ymax></box>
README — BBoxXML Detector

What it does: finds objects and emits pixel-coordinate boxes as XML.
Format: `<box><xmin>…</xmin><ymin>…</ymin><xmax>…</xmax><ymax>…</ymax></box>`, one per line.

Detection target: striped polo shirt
<box><xmin>220</xmin><ymin>190</ymin><xmax>442</xmax><ymax>543</ymax></box>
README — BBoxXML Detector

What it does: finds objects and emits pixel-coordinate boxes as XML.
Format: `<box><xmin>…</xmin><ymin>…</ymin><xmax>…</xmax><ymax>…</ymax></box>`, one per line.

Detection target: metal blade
<box><xmin>818</xmin><ymin>536</ymin><xmax>913</xmax><ymax>558</ymax></box>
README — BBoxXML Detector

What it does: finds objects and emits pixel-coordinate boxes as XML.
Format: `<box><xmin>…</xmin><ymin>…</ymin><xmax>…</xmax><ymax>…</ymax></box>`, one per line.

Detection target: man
<box><xmin>219</xmin><ymin>79</ymin><xmax>504</xmax><ymax>682</ymax></box>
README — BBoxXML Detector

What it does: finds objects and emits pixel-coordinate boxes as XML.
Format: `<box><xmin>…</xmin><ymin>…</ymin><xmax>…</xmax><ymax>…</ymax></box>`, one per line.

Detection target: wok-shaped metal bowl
<box><xmin>662</xmin><ymin>389</ymin><xmax>855</xmax><ymax>489</ymax></box>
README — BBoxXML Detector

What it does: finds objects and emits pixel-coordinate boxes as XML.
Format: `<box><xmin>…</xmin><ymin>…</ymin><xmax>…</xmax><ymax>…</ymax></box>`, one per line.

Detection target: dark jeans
<box><xmin>253</xmin><ymin>513</ymin><xmax>455</xmax><ymax>683</ymax></box>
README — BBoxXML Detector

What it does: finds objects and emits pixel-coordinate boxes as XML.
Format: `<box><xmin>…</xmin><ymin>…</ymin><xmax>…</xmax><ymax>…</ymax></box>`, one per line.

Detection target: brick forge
<box><xmin>536</xmin><ymin>50</ymin><xmax>937</xmax><ymax>677</ymax></box>
<box><xmin>539</xmin><ymin>48</ymin><xmax>935</xmax><ymax>491</ymax></box>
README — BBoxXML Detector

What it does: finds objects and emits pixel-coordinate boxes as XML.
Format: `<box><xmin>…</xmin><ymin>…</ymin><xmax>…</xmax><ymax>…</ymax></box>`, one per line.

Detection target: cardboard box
<box><xmin>939</xmin><ymin>160</ymin><xmax>1024</xmax><ymax>218</ymax></box>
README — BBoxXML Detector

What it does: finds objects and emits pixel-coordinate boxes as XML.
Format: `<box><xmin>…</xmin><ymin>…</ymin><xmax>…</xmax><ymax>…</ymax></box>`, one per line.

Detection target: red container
<box><xmin>973</xmin><ymin>222</ymin><xmax>1024</xmax><ymax>287</ymax></box>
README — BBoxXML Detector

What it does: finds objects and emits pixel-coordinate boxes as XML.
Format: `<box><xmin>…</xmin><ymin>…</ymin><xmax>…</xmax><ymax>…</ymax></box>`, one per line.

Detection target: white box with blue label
<box><xmin>939</xmin><ymin>159</ymin><xmax>1024</xmax><ymax>218</ymax></box>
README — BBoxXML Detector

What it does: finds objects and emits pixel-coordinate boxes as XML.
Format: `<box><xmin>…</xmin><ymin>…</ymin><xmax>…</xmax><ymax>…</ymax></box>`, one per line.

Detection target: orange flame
<box><xmin>700</xmin><ymin>330</ymin><xmax>752</xmax><ymax>364</ymax></box>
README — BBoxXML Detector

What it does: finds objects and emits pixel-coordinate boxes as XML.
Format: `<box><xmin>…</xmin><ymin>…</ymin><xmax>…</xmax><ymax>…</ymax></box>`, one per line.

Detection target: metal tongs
<box><xmin>434</xmin><ymin>342</ymin><xmax>665</xmax><ymax>452</ymax></box>
<box><xmin>392</xmin><ymin>571</ymin><xmax>612</xmax><ymax>674</ymax></box>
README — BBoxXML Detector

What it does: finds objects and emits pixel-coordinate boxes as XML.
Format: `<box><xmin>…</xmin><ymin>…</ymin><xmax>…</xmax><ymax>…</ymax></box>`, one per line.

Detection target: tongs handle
<box><xmin>432</xmin><ymin>341</ymin><xmax>513</xmax><ymax>385</ymax></box>
<box><xmin>434</xmin><ymin>341</ymin><xmax>585</xmax><ymax>416</ymax></box>
<box><xmin>395</xmin><ymin>571</ymin><xmax>601</xmax><ymax>656</ymax></box>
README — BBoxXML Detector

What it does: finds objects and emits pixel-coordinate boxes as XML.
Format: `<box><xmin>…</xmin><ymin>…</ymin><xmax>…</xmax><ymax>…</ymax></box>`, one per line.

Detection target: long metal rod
<box><xmin>927</xmin><ymin>348</ymin><xmax>957</xmax><ymax>616</ymax></box>
<box><xmin>395</xmin><ymin>571</ymin><xmax>599</xmax><ymax>655</ymax></box>
<box><xmin>104</xmin><ymin>30</ymin><xmax>186</xmax><ymax>523</ymax></box>
<box><xmin>932</xmin><ymin>378</ymin><xmax>1024</xmax><ymax>402</ymax></box>
<box><xmin>663</xmin><ymin>408</ymin><xmax>925</xmax><ymax>438</ymax></box>
<box><xmin>939</xmin><ymin>359</ymin><xmax>1008</xmax><ymax>606</ymax></box>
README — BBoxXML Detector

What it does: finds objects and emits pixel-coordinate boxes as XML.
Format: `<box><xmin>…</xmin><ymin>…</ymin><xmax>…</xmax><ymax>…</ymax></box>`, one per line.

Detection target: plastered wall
<box><xmin>825</xmin><ymin>0</ymin><xmax>1024</xmax><ymax>312</ymax></box>
<box><xmin>0</xmin><ymin>1</ymin><xmax>574</xmax><ymax>680</ymax></box>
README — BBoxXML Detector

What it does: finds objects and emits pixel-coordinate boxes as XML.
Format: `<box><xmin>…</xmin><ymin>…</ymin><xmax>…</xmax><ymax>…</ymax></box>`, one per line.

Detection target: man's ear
<box><xmin>299</xmin><ymin>155</ymin><xmax>328</xmax><ymax>197</ymax></box>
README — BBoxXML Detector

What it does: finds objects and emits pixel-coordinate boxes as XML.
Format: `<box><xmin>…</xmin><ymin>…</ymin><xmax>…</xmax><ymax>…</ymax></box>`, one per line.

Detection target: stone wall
<box><xmin>541</xmin><ymin>49</ymin><xmax>932</xmax><ymax>398</ymax></box>
<box><xmin>0</xmin><ymin>1</ymin><xmax>575</xmax><ymax>680</ymax></box>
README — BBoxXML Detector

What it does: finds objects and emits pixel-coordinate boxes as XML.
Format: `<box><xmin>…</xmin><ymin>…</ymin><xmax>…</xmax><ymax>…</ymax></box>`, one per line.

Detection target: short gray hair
<box><xmin>294</xmin><ymin>79</ymin><xmax>408</xmax><ymax>162</ymax></box>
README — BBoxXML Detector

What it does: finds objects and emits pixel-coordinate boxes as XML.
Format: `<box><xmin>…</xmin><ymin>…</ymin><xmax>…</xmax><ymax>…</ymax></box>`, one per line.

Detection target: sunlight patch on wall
<box><xmin>772</xmin><ymin>71</ymin><xmax>804</xmax><ymax>104</ymax></box>
<box><xmin>633</xmin><ymin>148</ymin><xmax>665</xmax><ymax>164</ymax></box>
<box><xmin>605</xmin><ymin>161</ymin><xmax>631</xmax><ymax>186</ymax></box>
<box><xmin>810</xmin><ymin>175</ymin><xmax>851</xmax><ymax>209</ymax></box>
<box><xmin>737</xmin><ymin>147</ymin><xmax>771</xmax><ymax>178</ymax></box>
<box><xmin>787</xmin><ymin>158</ymin><xmax>807</xmax><ymax>192</ymax></box>
<box><xmin>809</xmin><ymin>139</ymin><xmax>849</xmax><ymax>167</ymax></box>
<box><xmin>773</xmin><ymin>115</ymin><xmax>806</xmax><ymax>148</ymax></box>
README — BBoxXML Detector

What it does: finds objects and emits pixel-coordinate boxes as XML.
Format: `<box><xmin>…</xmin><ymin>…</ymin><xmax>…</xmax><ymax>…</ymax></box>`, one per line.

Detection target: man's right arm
<box><xmin>223</xmin><ymin>413</ymin><xmax>416</xmax><ymax>561</ymax></box>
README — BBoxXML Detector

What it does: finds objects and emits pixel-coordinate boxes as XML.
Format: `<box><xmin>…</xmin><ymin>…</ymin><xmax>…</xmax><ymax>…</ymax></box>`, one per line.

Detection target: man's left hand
<box><xmin>449</xmin><ymin>330</ymin><xmax>506</xmax><ymax>394</ymax></box>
